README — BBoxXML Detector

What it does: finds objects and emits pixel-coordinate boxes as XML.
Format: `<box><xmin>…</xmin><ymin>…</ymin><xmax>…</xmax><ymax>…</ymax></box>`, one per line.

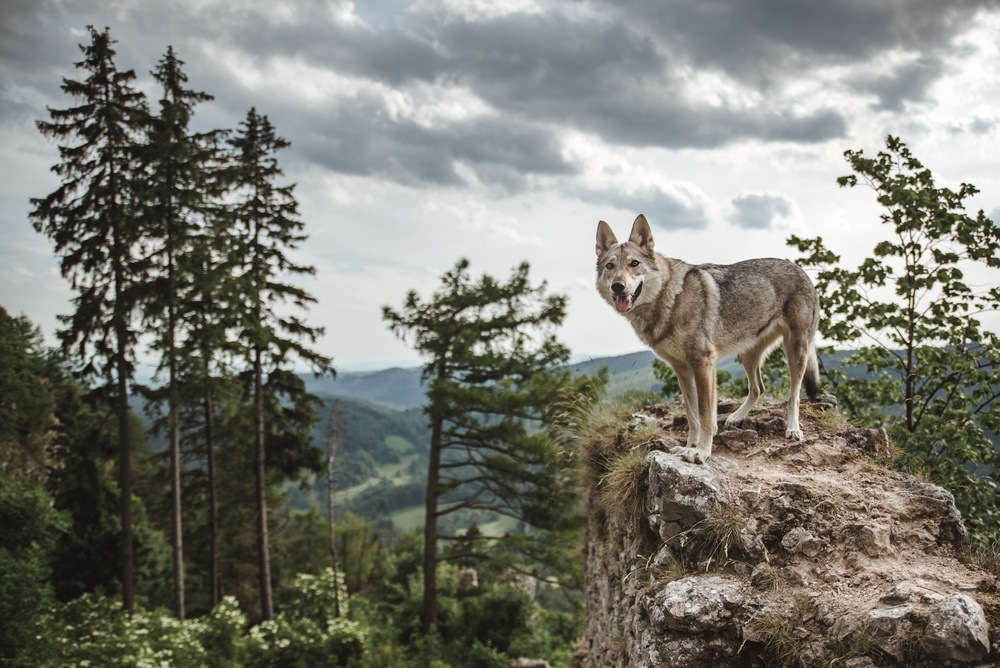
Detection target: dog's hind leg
<box><xmin>783</xmin><ymin>333</ymin><xmax>809</xmax><ymax>441</ymax></box>
<box><xmin>726</xmin><ymin>334</ymin><xmax>779</xmax><ymax>427</ymax></box>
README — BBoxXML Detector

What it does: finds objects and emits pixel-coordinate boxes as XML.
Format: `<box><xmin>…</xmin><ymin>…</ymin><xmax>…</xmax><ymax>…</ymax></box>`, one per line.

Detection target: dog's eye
<box><xmin>629</xmin><ymin>260</ymin><xmax>640</xmax><ymax>267</ymax></box>
<box><xmin>605</xmin><ymin>262</ymin><xmax>614</xmax><ymax>270</ymax></box>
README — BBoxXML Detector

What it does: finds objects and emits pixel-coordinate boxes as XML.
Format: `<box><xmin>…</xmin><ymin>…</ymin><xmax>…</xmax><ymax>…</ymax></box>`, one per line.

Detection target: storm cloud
<box><xmin>4</xmin><ymin>0</ymin><xmax>995</xmax><ymax>194</ymax></box>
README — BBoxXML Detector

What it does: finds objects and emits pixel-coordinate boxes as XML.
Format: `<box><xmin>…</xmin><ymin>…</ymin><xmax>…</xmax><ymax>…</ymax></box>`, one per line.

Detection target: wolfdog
<box><xmin>596</xmin><ymin>214</ymin><xmax>820</xmax><ymax>463</ymax></box>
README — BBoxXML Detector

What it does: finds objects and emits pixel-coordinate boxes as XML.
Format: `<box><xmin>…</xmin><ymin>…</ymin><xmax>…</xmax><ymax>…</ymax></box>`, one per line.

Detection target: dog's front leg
<box><xmin>669</xmin><ymin>356</ymin><xmax>715</xmax><ymax>464</ymax></box>
<box><xmin>673</xmin><ymin>363</ymin><xmax>700</xmax><ymax>448</ymax></box>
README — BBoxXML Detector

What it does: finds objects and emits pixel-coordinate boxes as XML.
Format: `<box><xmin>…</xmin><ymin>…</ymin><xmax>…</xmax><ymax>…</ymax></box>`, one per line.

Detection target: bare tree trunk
<box><xmin>112</xmin><ymin>215</ymin><xmax>135</xmax><ymax>615</ymax></box>
<box><xmin>203</xmin><ymin>364</ymin><xmax>220</xmax><ymax>607</ymax></box>
<box><xmin>166</xmin><ymin>202</ymin><xmax>186</xmax><ymax>619</ymax></box>
<box><xmin>254</xmin><ymin>346</ymin><xmax>274</xmax><ymax>620</ymax></box>
<box><xmin>326</xmin><ymin>405</ymin><xmax>342</xmax><ymax>618</ymax></box>
<box><xmin>168</xmin><ymin>315</ymin><xmax>185</xmax><ymax>619</ymax></box>
<box><xmin>115</xmin><ymin>311</ymin><xmax>134</xmax><ymax>614</ymax></box>
<box><xmin>421</xmin><ymin>405</ymin><xmax>444</xmax><ymax>635</ymax></box>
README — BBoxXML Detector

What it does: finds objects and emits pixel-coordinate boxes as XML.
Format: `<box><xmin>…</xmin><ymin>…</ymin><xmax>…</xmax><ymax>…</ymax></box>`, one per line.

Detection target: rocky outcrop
<box><xmin>582</xmin><ymin>399</ymin><xmax>999</xmax><ymax>667</ymax></box>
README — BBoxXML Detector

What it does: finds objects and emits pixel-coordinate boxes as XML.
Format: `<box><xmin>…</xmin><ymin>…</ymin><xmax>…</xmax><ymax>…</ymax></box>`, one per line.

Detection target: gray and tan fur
<box><xmin>596</xmin><ymin>214</ymin><xmax>820</xmax><ymax>463</ymax></box>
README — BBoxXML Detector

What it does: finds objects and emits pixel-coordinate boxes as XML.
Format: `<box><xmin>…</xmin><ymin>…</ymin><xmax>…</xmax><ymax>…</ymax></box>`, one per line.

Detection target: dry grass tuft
<box><xmin>680</xmin><ymin>506</ymin><xmax>748</xmax><ymax>568</ymax></box>
<box><xmin>965</xmin><ymin>540</ymin><xmax>1000</xmax><ymax>578</ymax></box>
<box><xmin>829</xmin><ymin>623</ymin><xmax>877</xmax><ymax>664</ymax></box>
<box><xmin>897</xmin><ymin>613</ymin><xmax>931</xmax><ymax>664</ymax></box>
<box><xmin>750</xmin><ymin>564</ymin><xmax>781</xmax><ymax>592</ymax></box>
<box><xmin>597</xmin><ymin>449</ymin><xmax>649</xmax><ymax>528</ymax></box>
<box><xmin>804</xmin><ymin>402</ymin><xmax>850</xmax><ymax>433</ymax></box>
<box><xmin>573</xmin><ymin>395</ymin><xmax>663</xmax><ymax>493</ymax></box>
<box><xmin>743</xmin><ymin>609</ymin><xmax>806</xmax><ymax>668</ymax></box>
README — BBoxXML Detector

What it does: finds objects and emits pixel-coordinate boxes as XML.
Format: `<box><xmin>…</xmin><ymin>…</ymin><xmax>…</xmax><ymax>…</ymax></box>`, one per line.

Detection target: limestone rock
<box><xmin>858</xmin><ymin>524</ymin><xmax>893</xmax><ymax>557</ymax></box>
<box><xmin>583</xmin><ymin>399</ymin><xmax>994</xmax><ymax>668</ymax></box>
<box><xmin>898</xmin><ymin>477</ymin><xmax>969</xmax><ymax>549</ymax></box>
<box><xmin>781</xmin><ymin>527</ymin><xmax>821</xmax><ymax>557</ymax></box>
<box><xmin>923</xmin><ymin>594</ymin><xmax>990</xmax><ymax>663</ymax></box>
<box><xmin>865</xmin><ymin>604</ymin><xmax>913</xmax><ymax>660</ymax></box>
<box><xmin>714</xmin><ymin>428</ymin><xmax>759</xmax><ymax>452</ymax></box>
<box><xmin>644</xmin><ymin>451</ymin><xmax>731</xmax><ymax>546</ymax></box>
<box><xmin>646</xmin><ymin>575</ymin><xmax>744</xmax><ymax>634</ymax></box>
<box><xmin>843</xmin><ymin>657</ymin><xmax>877</xmax><ymax>668</ymax></box>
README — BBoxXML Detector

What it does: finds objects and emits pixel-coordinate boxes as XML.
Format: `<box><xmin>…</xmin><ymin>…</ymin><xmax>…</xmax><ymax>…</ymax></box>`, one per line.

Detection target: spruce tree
<box><xmin>30</xmin><ymin>26</ymin><xmax>149</xmax><ymax>613</ymax></box>
<box><xmin>138</xmin><ymin>45</ymin><xmax>226</xmax><ymax>620</ymax></box>
<box><xmin>227</xmin><ymin>108</ymin><xmax>333</xmax><ymax>620</ymax></box>
<box><xmin>179</xmin><ymin>215</ymin><xmax>236</xmax><ymax>609</ymax></box>
<box><xmin>383</xmin><ymin>259</ymin><xmax>600</xmax><ymax>635</ymax></box>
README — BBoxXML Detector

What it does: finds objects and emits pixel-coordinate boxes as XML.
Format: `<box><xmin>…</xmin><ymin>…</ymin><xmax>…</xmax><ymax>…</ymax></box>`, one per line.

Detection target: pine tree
<box><xmin>138</xmin><ymin>44</ymin><xmax>226</xmax><ymax>620</ymax></box>
<box><xmin>383</xmin><ymin>259</ymin><xmax>600</xmax><ymax>635</ymax></box>
<box><xmin>30</xmin><ymin>26</ymin><xmax>149</xmax><ymax>613</ymax></box>
<box><xmin>227</xmin><ymin>108</ymin><xmax>333</xmax><ymax>620</ymax></box>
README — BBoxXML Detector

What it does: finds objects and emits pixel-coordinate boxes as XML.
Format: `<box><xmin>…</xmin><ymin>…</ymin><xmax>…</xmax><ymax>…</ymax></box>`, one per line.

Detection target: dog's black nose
<box><xmin>611</xmin><ymin>281</ymin><xmax>626</xmax><ymax>294</ymax></box>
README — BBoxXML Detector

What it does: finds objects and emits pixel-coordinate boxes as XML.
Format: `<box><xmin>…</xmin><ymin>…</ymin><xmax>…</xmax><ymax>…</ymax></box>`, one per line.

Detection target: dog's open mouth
<box><xmin>614</xmin><ymin>282</ymin><xmax>642</xmax><ymax>314</ymax></box>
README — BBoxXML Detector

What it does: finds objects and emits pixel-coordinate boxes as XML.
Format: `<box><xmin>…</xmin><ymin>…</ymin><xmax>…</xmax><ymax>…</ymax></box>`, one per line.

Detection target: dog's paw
<box><xmin>786</xmin><ymin>427</ymin><xmax>803</xmax><ymax>441</ymax></box>
<box><xmin>724</xmin><ymin>413</ymin><xmax>749</xmax><ymax>428</ymax></box>
<box><xmin>669</xmin><ymin>445</ymin><xmax>708</xmax><ymax>464</ymax></box>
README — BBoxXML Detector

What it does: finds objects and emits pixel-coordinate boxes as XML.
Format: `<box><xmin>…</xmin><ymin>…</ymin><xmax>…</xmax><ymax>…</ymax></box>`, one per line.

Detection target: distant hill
<box><xmin>304</xmin><ymin>366</ymin><xmax>426</xmax><ymax>411</ymax></box>
<box><xmin>304</xmin><ymin>351</ymin><xmax>668</xmax><ymax>410</ymax></box>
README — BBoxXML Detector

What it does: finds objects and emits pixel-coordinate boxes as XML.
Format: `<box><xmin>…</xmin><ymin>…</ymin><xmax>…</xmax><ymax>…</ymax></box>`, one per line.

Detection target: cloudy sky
<box><xmin>2</xmin><ymin>0</ymin><xmax>999</xmax><ymax>370</ymax></box>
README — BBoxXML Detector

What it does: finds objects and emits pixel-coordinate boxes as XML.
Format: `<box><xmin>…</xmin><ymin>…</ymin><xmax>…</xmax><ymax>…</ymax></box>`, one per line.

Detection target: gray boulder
<box><xmin>644</xmin><ymin>451</ymin><xmax>732</xmax><ymax>546</ymax></box>
<box><xmin>646</xmin><ymin>575</ymin><xmax>745</xmax><ymax>634</ymax></box>
<box><xmin>923</xmin><ymin>594</ymin><xmax>990</xmax><ymax>663</ymax></box>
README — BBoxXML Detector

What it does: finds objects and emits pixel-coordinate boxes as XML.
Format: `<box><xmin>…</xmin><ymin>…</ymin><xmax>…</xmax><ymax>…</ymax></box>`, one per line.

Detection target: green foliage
<box><xmin>30</xmin><ymin>25</ymin><xmax>149</xmax><ymax>375</ymax></box>
<box><xmin>10</xmin><ymin>28</ymin><xmax>593</xmax><ymax>667</ymax></box>
<box><xmin>137</xmin><ymin>43</ymin><xmax>229</xmax><ymax>618</ymax></box>
<box><xmin>789</xmin><ymin>135</ymin><xmax>1000</xmax><ymax>542</ymax></box>
<box><xmin>0</xmin><ymin>474</ymin><xmax>67</xmax><ymax>663</ymax></box>
<box><xmin>31</xmin><ymin>583</ymin><xmax>364</xmax><ymax>668</ymax></box>
<box><xmin>0</xmin><ymin>307</ymin><xmax>60</xmax><ymax>480</ymax></box>
<box><xmin>456</xmin><ymin>584</ymin><xmax>532</xmax><ymax>653</ymax></box>
<box><xmin>31</xmin><ymin>23</ymin><xmax>155</xmax><ymax>613</ymax></box>
<box><xmin>50</xmin><ymin>596</ymin><xmax>210</xmax><ymax>667</ymax></box>
<box><xmin>651</xmin><ymin>358</ymin><xmax>682</xmax><ymax>399</ymax></box>
<box><xmin>247</xmin><ymin>570</ymin><xmax>363</xmax><ymax>668</ymax></box>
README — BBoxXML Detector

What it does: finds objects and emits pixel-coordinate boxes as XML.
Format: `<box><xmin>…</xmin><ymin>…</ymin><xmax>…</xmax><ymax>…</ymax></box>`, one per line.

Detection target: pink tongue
<box><xmin>615</xmin><ymin>295</ymin><xmax>632</xmax><ymax>313</ymax></box>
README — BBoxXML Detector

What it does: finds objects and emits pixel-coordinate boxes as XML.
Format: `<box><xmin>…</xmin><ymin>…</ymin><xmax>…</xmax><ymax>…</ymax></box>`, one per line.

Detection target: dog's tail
<box><xmin>803</xmin><ymin>340</ymin><xmax>820</xmax><ymax>401</ymax></box>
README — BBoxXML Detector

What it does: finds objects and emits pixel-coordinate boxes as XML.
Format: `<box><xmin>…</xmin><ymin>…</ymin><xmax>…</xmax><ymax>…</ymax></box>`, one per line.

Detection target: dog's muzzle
<box><xmin>612</xmin><ymin>281</ymin><xmax>642</xmax><ymax>314</ymax></box>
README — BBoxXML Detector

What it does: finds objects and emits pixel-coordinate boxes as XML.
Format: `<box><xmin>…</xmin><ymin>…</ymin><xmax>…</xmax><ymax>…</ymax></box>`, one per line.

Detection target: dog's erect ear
<box><xmin>596</xmin><ymin>220</ymin><xmax>618</xmax><ymax>256</ymax></box>
<box><xmin>629</xmin><ymin>214</ymin><xmax>654</xmax><ymax>252</ymax></box>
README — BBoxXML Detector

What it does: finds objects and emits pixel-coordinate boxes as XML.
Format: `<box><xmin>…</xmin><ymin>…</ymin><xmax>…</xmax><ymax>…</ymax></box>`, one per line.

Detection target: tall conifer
<box><xmin>227</xmin><ymin>108</ymin><xmax>333</xmax><ymax>620</ymax></box>
<box><xmin>30</xmin><ymin>26</ymin><xmax>148</xmax><ymax>613</ymax></box>
<box><xmin>137</xmin><ymin>45</ymin><xmax>225</xmax><ymax>619</ymax></box>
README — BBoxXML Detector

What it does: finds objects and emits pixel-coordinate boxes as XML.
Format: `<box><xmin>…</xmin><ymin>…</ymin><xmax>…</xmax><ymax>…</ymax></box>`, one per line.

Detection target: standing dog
<box><xmin>596</xmin><ymin>214</ymin><xmax>820</xmax><ymax>463</ymax></box>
